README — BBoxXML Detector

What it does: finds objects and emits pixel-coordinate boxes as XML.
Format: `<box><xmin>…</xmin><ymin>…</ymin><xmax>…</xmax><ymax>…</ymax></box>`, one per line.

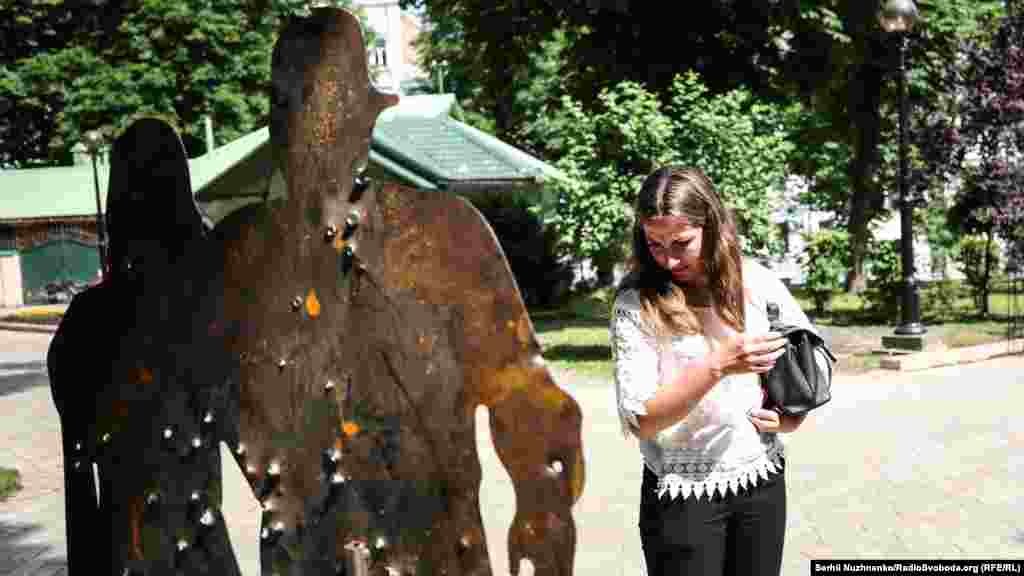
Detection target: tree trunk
<box><xmin>981</xmin><ymin>229</ymin><xmax>994</xmax><ymax>317</ymax></box>
<box><xmin>842</xmin><ymin>0</ymin><xmax>888</xmax><ymax>294</ymax></box>
<box><xmin>845</xmin><ymin>56</ymin><xmax>884</xmax><ymax>294</ymax></box>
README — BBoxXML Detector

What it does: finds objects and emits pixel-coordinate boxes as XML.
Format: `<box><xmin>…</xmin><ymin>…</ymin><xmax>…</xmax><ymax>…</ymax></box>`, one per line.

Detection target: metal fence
<box><xmin>1007</xmin><ymin>272</ymin><xmax>1024</xmax><ymax>355</ymax></box>
<box><xmin>19</xmin><ymin>237</ymin><xmax>101</xmax><ymax>304</ymax></box>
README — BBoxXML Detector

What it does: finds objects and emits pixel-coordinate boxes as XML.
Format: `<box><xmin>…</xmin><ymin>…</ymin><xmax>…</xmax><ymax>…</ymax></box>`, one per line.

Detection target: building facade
<box><xmin>352</xmin><ymin>0</ymin><xmax>428</xmax><ymax>94</ymax></box>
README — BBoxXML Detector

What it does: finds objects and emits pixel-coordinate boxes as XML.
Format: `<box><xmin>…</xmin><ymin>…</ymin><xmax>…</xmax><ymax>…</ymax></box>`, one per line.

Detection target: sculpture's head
<box><xmin>107</xmin><ymin>118</ymin><xmax>207</xmax><ymax>279</ymax></box>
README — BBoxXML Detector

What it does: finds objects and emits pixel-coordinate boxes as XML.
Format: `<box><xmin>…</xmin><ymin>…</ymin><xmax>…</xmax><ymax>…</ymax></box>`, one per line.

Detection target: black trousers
<box><xmin>639</xmin><ymin>464</ymin><xmax>786</xmax><ymax>576</ymax></box>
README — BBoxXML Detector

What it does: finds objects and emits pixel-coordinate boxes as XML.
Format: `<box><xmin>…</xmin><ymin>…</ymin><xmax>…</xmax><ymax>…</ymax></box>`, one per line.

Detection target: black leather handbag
<box><xmin>760</xmin><ymin>303</ymin><xmax>837</xmax><ymax>417</ymax></box>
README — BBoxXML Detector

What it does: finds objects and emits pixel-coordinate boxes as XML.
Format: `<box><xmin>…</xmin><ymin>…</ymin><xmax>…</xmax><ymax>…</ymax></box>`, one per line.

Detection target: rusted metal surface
<box><xmin>48</xmin><ymin>7</ymin><xmax>584</xmax><ymax>575</ymax></box>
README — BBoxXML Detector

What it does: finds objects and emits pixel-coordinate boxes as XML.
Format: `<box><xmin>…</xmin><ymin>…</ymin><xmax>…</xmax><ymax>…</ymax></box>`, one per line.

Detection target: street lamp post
<box><xmin>82</xmin><ymin>130</ymin><xmax>108</xmax><ymax>282</ymax></box>
<box><xmin>880</xmin><ymin>0</ymin><xmax>925</xmax><ymax>336</ymax></box>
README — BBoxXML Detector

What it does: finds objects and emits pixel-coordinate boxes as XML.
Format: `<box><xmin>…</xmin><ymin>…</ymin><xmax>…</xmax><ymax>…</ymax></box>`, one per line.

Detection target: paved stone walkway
<box><xmin>2</xmin><ymin>330</ymin><xmax>1022</xmax><ymax>575</ymax></box>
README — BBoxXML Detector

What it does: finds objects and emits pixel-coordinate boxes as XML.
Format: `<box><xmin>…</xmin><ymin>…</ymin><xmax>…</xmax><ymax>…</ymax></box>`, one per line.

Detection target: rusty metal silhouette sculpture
<box><xmin>48</xmin><ymin>8</ymin><xmax>584</xmax><ymax>575</ymax></box>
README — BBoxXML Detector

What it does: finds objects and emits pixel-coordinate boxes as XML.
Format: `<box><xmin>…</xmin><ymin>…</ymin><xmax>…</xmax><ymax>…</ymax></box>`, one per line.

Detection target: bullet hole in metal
<box><xmin>548</xmin><ymin>459</ymin><xmax>564</xmax><ymax>476</ymax></box>
<box><xmin>199</xmin><ymin>509</ymin><xmax>216</xmax><ymax>526</ymax></box>
<box><xmin>350</xmin><ymin>174</ymin><xmax>370</xmax><ymax>203</ymax></box>
<box><xmin>343</xmin><ymin>210</ymin><xmax>360</xmax><ymax>237</ymax></box>
<box><xmin>340</xmin><ymin>244</ymin><xmax>356</xmax><ymax>274</ymax></box>
<box><xmin>256</xmin><ymin>465</ymin><xmax>280</xmax><ymax>500</ymax></box>
<box><xmin>161</xmin><ymin>427</ymin><xmax>175</xmax><ymax>452</ymax></box>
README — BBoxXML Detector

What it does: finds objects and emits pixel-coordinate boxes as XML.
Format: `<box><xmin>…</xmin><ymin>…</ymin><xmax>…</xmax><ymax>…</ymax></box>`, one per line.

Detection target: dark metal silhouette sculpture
<box><xmin>48</xmin><ymin>8</ymin><xmax>584</xmax><ymax>575</ymax></box>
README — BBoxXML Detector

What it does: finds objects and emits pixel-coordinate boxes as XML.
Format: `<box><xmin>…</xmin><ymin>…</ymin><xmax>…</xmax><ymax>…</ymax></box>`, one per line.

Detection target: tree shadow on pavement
<box><xmin>0</xmin><ymin>519</ymin><xmax>66</xmax><ymax>575</ymax></box>
<box><xmin>0</xmin><ymin>367</ymin><xmax>49</xmax><ymax>399</ymax></box>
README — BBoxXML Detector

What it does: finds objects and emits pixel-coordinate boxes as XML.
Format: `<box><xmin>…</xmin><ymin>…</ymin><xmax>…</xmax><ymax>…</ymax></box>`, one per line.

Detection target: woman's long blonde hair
<box><xmin>618</xmin><ymin>166</ymin><xmax>745</xmax><ymax>338</ymax></box>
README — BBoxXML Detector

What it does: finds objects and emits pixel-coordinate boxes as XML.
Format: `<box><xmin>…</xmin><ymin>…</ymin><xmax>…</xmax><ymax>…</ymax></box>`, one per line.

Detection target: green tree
<box><xmin>955</xmin><ymin>234</ymin><xmax>1004</xmax><ymax>315</ymax></box>
<box><xmin>545</xmin><ymin>73</ymin><xmax>799</xmax><ymax>279</ymax></box>
<box><xmin>776</xmin><ymin>0</ymin><xmax>1004</xmax><ymax>292</ymax></box>
<box><xmin>402</xmin><ymin>0</ymin><xmax>1006</xmax><ymax>294</ymax></box>
<box><xmin>0</xmin><ymin>0</ymin><xmax>367</xmax><ymax>167</ymax></box>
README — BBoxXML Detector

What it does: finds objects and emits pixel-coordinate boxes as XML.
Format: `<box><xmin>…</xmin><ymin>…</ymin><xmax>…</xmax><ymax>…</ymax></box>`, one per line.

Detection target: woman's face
<box><xmin>642</xmin><ymin>216</ymin><xmax>706</xmax><ymax>286</ymax></box>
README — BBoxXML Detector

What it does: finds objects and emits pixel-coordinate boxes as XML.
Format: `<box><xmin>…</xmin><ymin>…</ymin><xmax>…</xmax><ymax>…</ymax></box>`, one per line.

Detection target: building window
<box><xmin>371</xmin><ymin>37</ymin><xmax>387</xmax><ymax>67</ymax></box>
<box><xmin>0</xmin><ymin>225</ymin><xmax>14</xmax><ymax>251</ymax></box>
<box><xmin>48</xmin><ymin>222</ymin><xmax>77</xmax><ymax>242</ymax></box>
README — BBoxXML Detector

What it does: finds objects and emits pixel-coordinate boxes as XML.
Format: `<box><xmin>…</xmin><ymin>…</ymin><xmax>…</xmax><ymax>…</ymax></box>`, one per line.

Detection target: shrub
<box><xmin>798</xmin><ymin>229</ymin><xmax>849</xmax><ymax>315</ymax></box>
<box><xmin>864</xmin><ymin>239</ymin><xmax>902</xmax><ymax>318</ymax></box>
<box><xmin>920</xmin><ymin>279</ymin><xmax>966</xmax><ymax>322</ymax></box>
<box><xmin>470</xmin><ymin>193</ymin><xmax>574</xmax><ymax>310</ymax></box>
<box><xmin>954</xmin><ymin>234</ymin><xmax>1003</xmax><ymax>315</ymax></box>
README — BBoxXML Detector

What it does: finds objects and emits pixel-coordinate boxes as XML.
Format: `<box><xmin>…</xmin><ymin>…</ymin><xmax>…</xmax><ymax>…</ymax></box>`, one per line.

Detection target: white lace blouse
<box><xmin>611</xmin><ymin>259</ymin><xmax>818</xmax><ymax>502</ymax></box>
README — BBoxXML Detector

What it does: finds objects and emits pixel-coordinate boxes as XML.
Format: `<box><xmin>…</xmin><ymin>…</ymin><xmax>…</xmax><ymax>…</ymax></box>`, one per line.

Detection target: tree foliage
<box><xmin>863</xmin><ymin>237</ymin><xmax>902</xmax><ymax>317</ymax></box>
<box><xmin>404</xmin><ymin>0</ymin><xmax>1006</xmax><ymax>292</ymax></box>
<box><xmin>914</xmin><ymin>9</ymin><xmax>1024</xmax><ymax>301</ymax></box>
<box><xmin>544</xmin><ymin>72</ymin><xmax>799</xmax><ymax>271</ymax></box>
<box><xmin>0</xmin><ymin>0</ymin><xmax>365</xmax><ymax>167</ymax></box>
<box><xmin>954</xmin><ymin>234</ymin><xmax>1003</xmax><ymax>315</ymax></box>
<box><xmin>799</xmin><ymin>229</ymin><xmax>850</xmax><ymax>315</ymax></box>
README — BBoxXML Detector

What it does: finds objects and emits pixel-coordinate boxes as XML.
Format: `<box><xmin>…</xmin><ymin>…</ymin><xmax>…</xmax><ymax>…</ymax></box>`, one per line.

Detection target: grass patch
<box><xmin>533</xmin><ymin>320</ymin><xmax>613</xmax><ymax>380</ymax></box>
<box><xmin>532</xmin><ymin>290</ymin><xmax>614</xmax><ymax>379</ymax></box>
<box><xmin>0</xmin><ymin>467</ymin><xmax>22</xmax><ymax>501</ymax></box>
<box><xmin>938</xmin><ymin>321</ymin><xmax>1007</xmax><ymax>348</ymax></box>
<box><xmin>532</xmin><ymin>284</ymin><xmax>1016</xmax><ymax>381</ymax></box>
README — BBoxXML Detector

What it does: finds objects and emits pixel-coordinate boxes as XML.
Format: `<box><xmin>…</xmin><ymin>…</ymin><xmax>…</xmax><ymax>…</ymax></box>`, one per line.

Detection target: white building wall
<box><xmin>351</xmin><ymin>0</ymin><xmax>424</xmax><ymax>93</ymax></box>
<box><xmin>0</xmin><ymin>253</ymin><xmax>24</xmax><ymax>308</ymax></box>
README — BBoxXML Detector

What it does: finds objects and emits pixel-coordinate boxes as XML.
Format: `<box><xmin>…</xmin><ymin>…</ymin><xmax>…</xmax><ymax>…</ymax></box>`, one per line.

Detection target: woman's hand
<box><xmin>747</xmin><ymin>407</ymin><xmax>806</xmax><ymax>433</ymax></box>
<box><xmin>747</xmin><ymin>408</ymin><xmax>781</xmax><ymax>433</ymax></box>
<box><xmin>712</xmin><ymin>332</ymin><xmax>787</xmax><ymax>377</ymax></box>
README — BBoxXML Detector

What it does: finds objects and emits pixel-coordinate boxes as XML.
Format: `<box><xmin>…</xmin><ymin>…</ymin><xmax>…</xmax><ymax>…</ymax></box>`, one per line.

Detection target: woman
<box><xmin>611</xmin><ymin>166</ymin><xmax>818</xmax><ymax>575</ymax></box>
